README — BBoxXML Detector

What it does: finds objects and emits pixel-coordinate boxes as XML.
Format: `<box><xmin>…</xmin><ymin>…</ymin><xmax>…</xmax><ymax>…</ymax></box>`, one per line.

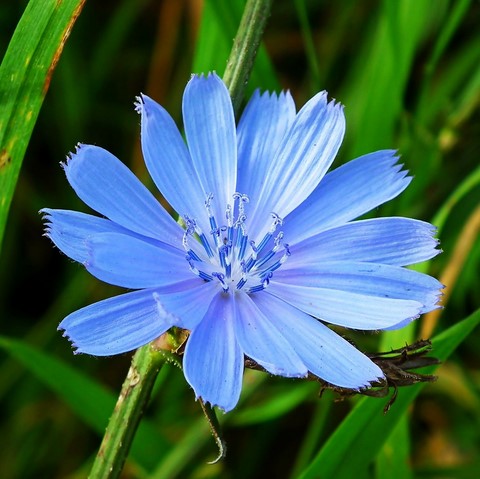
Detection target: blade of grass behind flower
<box><xmin>89</xmin><ymin>0</ymin><xmax>151</xmax><ymax>90</ymax></box>
<box><xmin>288</xmin><ymin>394</ymin><xmax>334</xmax><ymax>479</ymax></box>
<box><xmin>44</xmin><ymin>0</ymin><xmax>152</xmax><ymax>154</ymax></box>
<box><xmin>418</xmin><ymin>39</ymin><xmax>480</xmax><ymax>130</ymax></box>
<box><xmin>298</xmin><ymin>307</ymin><xmax>480</xmax><ymax>479</ymax></box>
<box><xmin>293</xmin><ymin>0</ymin><xmax>321</xmax><ymax>91</ymax></box>
<box><xmin>416</xmin><ymin>0</ymin><xmax>473</xmax><ymax>124</ymax></box>
<box><xmin>341</xmin><ymin>0</ymin><xmax>440</xmax><ymax>158</ymax></box>
<box><xmin>373</xmin><ymin>323</ymin><xmax>415</xmax><ymax>479</ymax></box>
<box><xmin>375</xmin><ymin>417</ymin><xmax>411</xmax><ymax>479</ymax></box>
<box><xmin>0</xmin><ymin>0</ymin><xmax>86</xmax><ymax>251</ymax></box>
<box><xmin>0</xmin><ymin>336</ymin><xmax>171</xmax><ymax>471</ymax></box>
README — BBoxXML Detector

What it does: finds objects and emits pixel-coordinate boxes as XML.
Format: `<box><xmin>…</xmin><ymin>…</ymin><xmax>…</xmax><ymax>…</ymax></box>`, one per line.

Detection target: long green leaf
<box><xmin>298</xmin><ymin>308</ymin><xmax>480</xmax><ymax>479</ymax></box>
<box><xmin>0</xmin><ymin>336</ymin><xmax>170</xmax><ymax>471</ymax></box>
<box><xmin>342</xmin><ymin>0</ymin><xmax>439</xmax><ymax>157</ymax></box>
<box><xmin>0</xmin><ymin>0</ymin><xmax>85</xmax><ymax>251</ymax></box>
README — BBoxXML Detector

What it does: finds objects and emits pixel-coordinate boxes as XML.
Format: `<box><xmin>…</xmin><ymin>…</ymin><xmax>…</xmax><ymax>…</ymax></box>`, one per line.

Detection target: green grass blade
<box><xmin>425</xmin><ymin>0</ymin><xmax>471</xmax><ymax>74</ymax></box>
<box><xmin>298</xmin><ymin>308</ymin><xmax>480</xmax><ymax>479</ymax></box>
<box><xmin>0</xmin><ymin>0</ymin><xmax>86</xmax><ymax>251</ymax></box>
<box><xmin>0</xmin><ymin>336</ymin><xmax>170</xmax><ymax>471</ymax></box>
<box><xmin>375</xmin><ymin>418</ymin><xmax>411</xmax><ymax>479</ymax></box>
<box><xmin>432</xmin><ymin>164</ymin><xmax>480</xmax><ymax>235</ymax></box>
<box><xmin>374</xmin><ymin>325</ymin><xmax>415</xmax><ymax>478</ymax></box>
<box><xmin>342</xmin><ymin>0</ymin><xmax>440</xmax><ymax>157</ymax></box>
<box><xmin>293</xmin><ymin>0</ymin><xmax>321</xmax><ymax>91</ymax></box>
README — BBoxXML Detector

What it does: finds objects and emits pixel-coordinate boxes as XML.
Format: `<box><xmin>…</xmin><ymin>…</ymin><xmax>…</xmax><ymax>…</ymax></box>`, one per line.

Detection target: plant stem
<box><xmin>88</xmin><ymin>344</ymin><xmax>166</xmax><ymax>479</ymax></box>
<box><xmin>223</xmin><ymin>0</ymin><xmax>274</xmax><ymax>114</ymax></box>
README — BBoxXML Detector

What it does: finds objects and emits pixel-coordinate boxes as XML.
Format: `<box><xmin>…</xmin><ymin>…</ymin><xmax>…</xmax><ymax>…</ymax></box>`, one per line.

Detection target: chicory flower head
<box><xmin>42</xmin><ymin>73</ymin><xmax>442</xmax><ymax>412</ymax></box>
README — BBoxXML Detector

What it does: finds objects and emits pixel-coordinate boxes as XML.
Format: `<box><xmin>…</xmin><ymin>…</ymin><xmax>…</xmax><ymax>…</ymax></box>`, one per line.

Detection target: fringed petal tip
<box><xmin>57</xmin><ymin>326</ymin><xmax>81</xmax><ymax>355</ymax></box>
<box><xmin>250</xmin><ymin>88</ymin><xmax>295</xmax><ymax>104</ymax></box>
<box><xmin>314</xmin><ymin>90</ymin><xmax>344</xmax><ymax>112</ymax></box>
<box><xmin>433</xmin><ymin>289</ymin><xmax>446</xmax><ymax>309</ymax></box>
<box><xmin>58</xmin><ymin>324</ymin><xmax>67</xmax><ymax>335</ymax></box>
<box><xmin>134</xmin><ymin>94</ymin><xmax>145</xmax><ymax>114</ymax></box>
<box><xmin>39</xmin><ymin>208</ymin><xmax>55</xmax><ymax>227</ymax></box>
<box><xmin>39</xmin><ymin>208</ymin><xmax>52</xmax><ymax>232</ymax></box>
<box><xmin>60</xmin><ymin>143</ymin><xmax>91</xmax><ymax>173</ymax></box>
<box><xmin>42</xmin><ymin>227</ymin><xmax>53</xmax><ymax>242</ymax></box>
<box><xmin>331</xmin><ymin>97</ymin><xmax>344</xmax><ymax>111</ymax></box>
<box><xmin>39</xmin><ymin>210</ymin><xmax>63</xmax><ymax>250</ymax></box>
<box><xmin>363</xmin><ymin>373</ymin><xmax>386</xmax><ymax>390</ymax></box>
<box><xmin>189</xmin><ymin>71</ymin><xmax>218</xmax><ymax>81</ymax></box>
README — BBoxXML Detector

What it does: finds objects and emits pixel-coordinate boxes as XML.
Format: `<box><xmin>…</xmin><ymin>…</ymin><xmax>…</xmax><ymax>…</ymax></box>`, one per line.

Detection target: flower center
<box><xmin>182</xmin><ymin>193</ymin><xmax>290</xmax><ymax>294</ymax></box>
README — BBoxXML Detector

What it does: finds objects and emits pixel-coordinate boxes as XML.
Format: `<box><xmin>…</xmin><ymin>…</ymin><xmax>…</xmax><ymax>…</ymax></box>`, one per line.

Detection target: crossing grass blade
<box><xmin>298</xmin><ymin>308</ymin><xmax>480</xmax><ymax>479</ymax></box>
<box><xmin>341</xmin><ymin>0</ymin><xmax>441</xmax><ymax>157</ymax></box>
<box><xmin>0</xmin><ymin>0</ymin><xmax>86</xmax><ymax>250</ymax></box>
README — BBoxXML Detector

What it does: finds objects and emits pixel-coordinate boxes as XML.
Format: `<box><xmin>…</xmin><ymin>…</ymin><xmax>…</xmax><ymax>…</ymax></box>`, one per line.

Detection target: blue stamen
<box><xmin>187</xmin><ymin>249</ymin><xmax>202</xmax><ymax>262</ymax></box>
<box><xmin>225</xmin><ymin>262</ymin><xmax>232</xmax><ymax>279</ymax></box>
<box><xmin>183</xmin><ymin>193</ymin><xmax>290</xmax><ymax>295</ymax></box>
<box><xmin>257</xmin><ymin>244</ymin><xmax>291</xmax><ymax>277</ymax></box>
<box><xmin>209</xmin><ymin>218</ymin><xmax>218</xmax><ymax>235</ymax></box>
<box><xmin>253</xmin><ymin>249</ymin><xmax>276</xmax><ymax>270</ymax></box>
<box><xmin>186</xmin><ymin>254</ymin><xmax>214</xmax><ymax>281</ymax></box>
<box><xmin>237</xmin><ymin>231</ymin><xmax>248</xmax><ymax>260</ymax></box>
<box><xmin>236</xmin><ymin>278</ymin><xmax>247</xmax><ymax>290</ymax></box>
<box><xmin>256</xmin><ymin>232</ymin><xmax>272</xmax><ymax>254</ymax></box>
<box><xmin>198</xmin><ymin>232</ymin><xmax>214</xmax><ymax>258</ymax></box>
<box><xmin>218</xmin><ymin>245</ymin><xmax>228</xmax><ymax>269</ymax></box>
<box><xmin>213</xmin><ymin>272</ymin><xmax>229</xmax><ymax>292</ymax></box>
<box><xmin>246</xmin><ymin>283</ymin><xmax>265</xmax><ymax>294</ymax></box>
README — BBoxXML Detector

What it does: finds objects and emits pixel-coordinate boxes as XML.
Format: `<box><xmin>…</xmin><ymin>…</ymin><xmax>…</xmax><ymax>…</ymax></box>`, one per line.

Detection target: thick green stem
<box><xmin>223</xmin><ymin>0</ymin><xmax>274</xmax><ymax>114</ymax></box>
<box><xmin>88</xmin><ymin>344</ymin><xmax>166</xmax><ymax>479</ymax></box>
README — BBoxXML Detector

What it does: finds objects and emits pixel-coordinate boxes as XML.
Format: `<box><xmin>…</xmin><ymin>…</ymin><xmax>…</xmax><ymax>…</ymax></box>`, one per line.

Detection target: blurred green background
<box><xmin>0</xmin><ymin>0</ymin><xmax>479</xmax><ymax>478</ymax></box>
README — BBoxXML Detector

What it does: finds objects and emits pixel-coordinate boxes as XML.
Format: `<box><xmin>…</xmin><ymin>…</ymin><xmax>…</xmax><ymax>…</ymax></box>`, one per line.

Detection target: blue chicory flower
<box><xmin>42</xmin><ymin>73</ymin><xmax>443</xmax><ymax>412</ymax></box>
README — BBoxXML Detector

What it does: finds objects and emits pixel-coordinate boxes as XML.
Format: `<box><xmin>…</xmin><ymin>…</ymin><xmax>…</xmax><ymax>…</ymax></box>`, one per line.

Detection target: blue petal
<box><xmin>267</xmin><ymin>280</ymin><xmax>423</xmax><ymax>330</ymax></box>
<box><xmin>63</xmin><ymin>144</ymin><xmax>182</xmax><ymax>245</ymax></box>
<box><xmin>252</xmin><ymin>293</ymin><xmax>384</xmax><ymax>388</ymax></box>
<box><xmin>284</xmin><ymin>150</ymin><xmax>412</xmax><ymax>243</ymax></box>
<box><xmin>41</xmin><ymin>209</ymin><xmax>128</xmax><ymax>263</ymax></box>
<box><xmin>249</xmin><ymin>91</ymin><xmax>345</xmax><ymax>240</ymax></box>
<box><xmin>288</xmin><ymin>217</ymin><xmax>440</xmax><ymax>266</ymax></box>
<box><xmin>59</xmin><ymin>287</ymin><xmax>182</xmax><ymax>356</ymax></box>
<box><xmin>173</xmin><ymin>281</ymin><xmax>220</xmax><ymax>330</ymax></box>
<box><xmin>182</xmin><ymin>73</ymin><xmax>237</xmax><ymax>220</ymax></box>
<box><xmin>275</xmin><ymin>261</ymin><xmax>443</xmax><ymax>315</ymax></box>
<box><xmin>84</xmin><ymin>232</ymin><xmax>190</xmax><ymax>289</ymax></box>
<box><xmin>139</xmin><ymin>95</ymin><xmax>208</xmax><ymax>230</ymax></box>
<box><xmin>183</xmin><ymin>294</ymin><xmax>243</xmax><ymax>412</ymax></box>
<box><xmin>236</xmin><ymin>90</ymin><xmax>296</xmax><ymax>200</ymax></box>
<box><xmin>233</xmin><ymin>292</ymin><xmax>308</xmax><ymax>377</ymax></box>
